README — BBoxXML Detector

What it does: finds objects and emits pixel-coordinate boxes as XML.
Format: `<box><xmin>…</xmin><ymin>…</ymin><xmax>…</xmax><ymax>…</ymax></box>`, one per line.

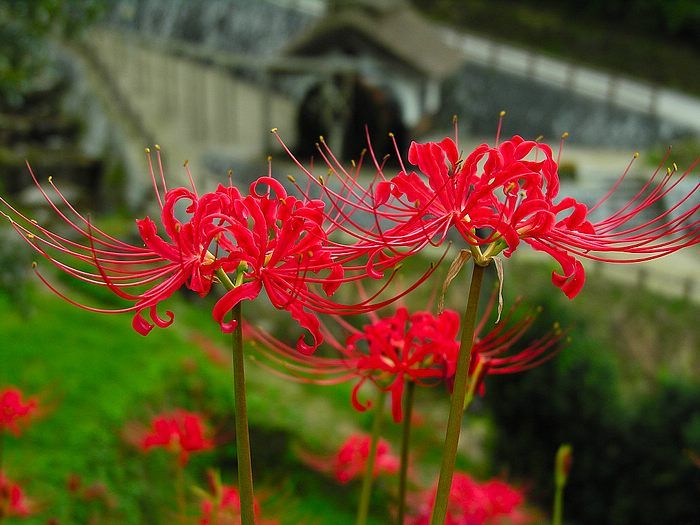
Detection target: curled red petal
<box><xmin>213</xmin><ymin>280</ymin><xmax>263</xmax><ymax>333</ymax></box>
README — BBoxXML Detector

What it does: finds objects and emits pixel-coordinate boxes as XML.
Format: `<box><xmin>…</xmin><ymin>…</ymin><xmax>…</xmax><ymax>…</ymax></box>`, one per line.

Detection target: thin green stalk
<box><xmin>356</xmin><ymin>390</ymin><xmax>387</xmax><ymax>525</ymax></box>
<box><xmin>175</xmin><ymin>458</ymin><xmax>186</xmax><ymax>525</ymax></box>
<box><xmin>552</xmin><ymin>444</ymin><xmax>572</xmax><ymax>525</ymax></box>
<box><xmin>552</xmin><ymin>483</ymin><xmax>564</xmax><ymax>525</ymax></box>
<box><xmin>0</xmin><ymin>432</ymin><xmax>5</xmax><ymax>524</ymax></box>
<box><xmin>397</xmin><ymin>381</ymin><xmax>416</xmax><ymax>525</ymax></box>
<box><xmin>231</xmin><ymin>301</ymin><xmax>255</xmax><ymax>525</ymax></box>
<box><xmin>430</xmin><ymin>263</ymin><xmax>487</xmax><ymax>525</ymax></box>
<box><xmin>215</xmin><ymin>267</ymin><xmax>255</xmax><ymax>524</ymax></box>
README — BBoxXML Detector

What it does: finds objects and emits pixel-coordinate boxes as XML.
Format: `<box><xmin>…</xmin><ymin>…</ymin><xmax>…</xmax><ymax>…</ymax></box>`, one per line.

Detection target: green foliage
<box><xmin>485</xmin><ymin>263</ymin><xmax>700</xmax><ymax>524</ymax></box>
<box><xmin>0</xmin><ymin>0</ymin><xmax>104</xmax><ymax>107</ymax></box>
<box><xmin>411</xmin><ymin>0</ymin><xmax>700</xmax><ymax>95</ymax></box>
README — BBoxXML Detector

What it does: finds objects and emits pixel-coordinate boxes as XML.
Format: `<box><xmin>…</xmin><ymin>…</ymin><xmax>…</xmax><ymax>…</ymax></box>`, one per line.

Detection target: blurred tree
<box><xmin>0</xmin><ymin>0</ymin><xmax>103</xmax><ymax>108</ymax></box>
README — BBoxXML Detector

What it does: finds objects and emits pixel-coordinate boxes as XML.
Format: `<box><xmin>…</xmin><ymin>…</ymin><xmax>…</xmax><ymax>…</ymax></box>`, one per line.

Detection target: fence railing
<box><xmin>441</xmin><ymin>28</ymin><xmax>700</xmax><ymax>133</ymax></box>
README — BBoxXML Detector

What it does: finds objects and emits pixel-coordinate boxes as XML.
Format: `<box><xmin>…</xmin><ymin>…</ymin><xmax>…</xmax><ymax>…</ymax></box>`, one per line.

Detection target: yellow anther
<box><xmin>350</xmin><ymin>159</ymin><xmax>356</xmax><ymax>168</ymax></box>
<box><xmin>633</xmin><ymin>152</ymin><xmax>639</xmax><ymax>158</ymax></box>
<box><xmin>145</xmin><ymin>147</ymin><xmax>150</xmax><ymax>154</ymax></box>
<box><xmin>673</xmin><ymin>162</ymin><xmax>678</xmax><ymax>171</ymax></box>
<box><xmin>183</xmin><ymin>160</ymin><xmax>189</xmax><ymax>167</ymax></box>
<box><xmin>388</xmin><ymin>132</ymin><xmax>394</xmax><ymax>138</ymax></box>
<box><xmin>287</xmin><ymin>175</ymin><xmax>296</xmax><ymax>183</ymax></box>
<box><xmin>452</xmin><ymin>114</ymin><xmax>458</xmax><ymax>124</ymax></box>
<box><xmin>154</xmin><ymin>144</ymin><xmax>161</xmax><ymax>151</ymax></box>
<box><xmin>535</xmin><ymin>135</ymin><xmax>544</xmax><ymax>142</ymax></box>
<box><xmin>267</xmin><ymin>155</ymin><xmax>272</xmax><ymax>162</ymax></box>
<box><xmin>48</xmin><ymin>176</ymin><xmax>53</xmax><ymax>183</ymax></box>
<box><xmin>319</xmin><ymin>135</ymin><xmax>325</xmax><ymax>142</ymax></box>
<box><xmin>270</xmin><ymin>127</ymin><xmax>278</xmax><ymax>133</ymax></box>
<box><xmin>31</xmin><ymin>261</ymin><xmax>37</xmax><ymax>269</ymax></box>
<box><xmin>26</xmin><ymin>233</ymin><xmax>35</xmax><ymax>239</ymax></box>
<box><xmin>561</xmin><ymin>132</ymin><xmax>569</xmax><ymax>139</ymax></box>
<box><xmin>666</xmin><ymin>167</ymin><xmax>672</xmax><ymax>175</ymax></box>
<box><xmin>318</xmin><ymin>175</ymin><xmax>324</xmax><ymax>185</ymax></box>
<box><xmin>499</xmin><ymin>110</ymin><xmax>506</xmax><ymax>117</ymax></box>
<box><xmin>30</xmin><ymin>219</ymin><xmax>37</xmax><ymax>224</ymax></box>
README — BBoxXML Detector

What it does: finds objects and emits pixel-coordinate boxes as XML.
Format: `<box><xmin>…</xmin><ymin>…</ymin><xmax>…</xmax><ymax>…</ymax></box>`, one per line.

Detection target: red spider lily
<box><xmin>0</xmin><ymin>472</ymin><xmax>34</xmax><ymax>518</ymax></box>
<box><xmin>2</xmin><ymin>148</ymin><xmax>436</xmax><ymax>353</ymax></box>
<box><xmin>139</xmin><ymin>410</ymin><xmax>213</xmax><ymax>466</ymax></box>
<box><xmin>0</xmin><ymin>387</ymin><xmax>36</xmax><ymax>436</ymax></box>
<box><xmin>0</xmin><ymin>150</ymin><xmax>224</xmax><ymax>336</ymax></box>
<box><xmin>298</xmin><ymin>433</ymin><xmax>399</xmax><ymax>484</ymax></box>
<box><xmin>246</xmin><ymin>306</ymin><xmax>459</xmax><ymax>423</ymax></box>
<box><xmin>246</xmin><ymin>292</ymin><xmax>563</xmax><ymax>423</ymax></box>
<box><xmin>272</xmin><ymin>129</ymin><xmax>445</xmax><ymax>274</ymax></box>
<box><xmin>198</xmin><ymin>471</ymin><xmax>278</xmax><ymax>525</ymax></box>
<box><xmin>377</xmin><ymin>124</ymin><xmax>700</xmax><ymax>298</ymax></box>
<box><xmin>297</xmin><ymin>119</ymin><xmax>698</xmax><ymax>299</ymax></box>
<box><xmin>408</xmin><ymin>472</ymin><xmax>533</xmax><ymax>525</ymax></box>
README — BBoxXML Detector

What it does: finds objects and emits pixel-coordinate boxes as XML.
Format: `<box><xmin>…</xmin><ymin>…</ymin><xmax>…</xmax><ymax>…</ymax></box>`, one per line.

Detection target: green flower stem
<box><xmin>356</xmin><ymin>389</ymin><xmax>387</xmax><ymax>525</ymax></box>
<box><xmin>430</xmin><ymin>262</ymin><xmax>487</xmax><ymax>525</ymax></box>
<box><xmin>553</xmin><ymin>444</ymin><xmax>572</xmax><ymax>525</ymax></box>
<box><xmin>175</xmin><ymin>458</ymin><xmax>186</xmax><ymax>525</ymax></box>
<box><xmin>0</xmin><ymin>432</ymin><xmax>4</xmax><ymax>524</ymax></box>
<box><xmin>231</xmin><ymin>301</ymin><xmax>255</xmax><ymax>525</ymax></box>
<box><xmin>216</xmin><ymin>268</ymin><xmax>255</xmax><ymax>525</ymax></box>
<box><xmin>397</xmin><ymin>381</ymin><xmax>416</xmax><ymax>525</ymax></box>
<box><xmin>552</xmin><ymin>483</ymin><xmax>564</xmax><ymax>525</ymax></box>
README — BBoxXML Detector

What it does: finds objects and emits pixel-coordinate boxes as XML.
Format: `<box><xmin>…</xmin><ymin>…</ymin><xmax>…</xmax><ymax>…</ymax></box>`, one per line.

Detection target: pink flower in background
<box><xmin>198</xmin><ymin>472</ymin><xmax>278</xmax><ymax>525</ymax></box>
<box><xmin>139</xmin><ymin>410</ymin><xmax>212</xmax><ymax>465</ymax></box>
<box><xmin>409</xmin><ymin>472</ymin><xmax>532</xmax><ymax>525</ymax></box>
<box><xmin>0</xmin><ymin>472</ymin><xmax>34</xmax><ymax>518</ymax></box>
<box><xmin>0</xmin><ymin>388</ymin><xmax>36</xmax><ymax>436</ymax></box>
<box><xmin>299</xmin><ymin>433</ymin><xmax>399</xmax><ymax>484</ymax></box>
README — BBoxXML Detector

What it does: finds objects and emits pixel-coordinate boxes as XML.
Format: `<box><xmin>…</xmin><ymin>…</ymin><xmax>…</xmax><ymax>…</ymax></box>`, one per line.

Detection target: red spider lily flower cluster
<box><xmin>198</xmin><ymin>471</ymin><xmax>278</xmax><ymax>525</ymax></box>
<box><xmin>0</xmin><ymin>387</ymin><xmax>36</xmax><ymax>436</ymax></box>
<box><xmin>1</xmin><ymin>148</ymin><xmax>436</xmax><ymax>353</ymax></box>
<box><xmin>281</xmin><ymin>122</ymin><xmax>698</xmax><ymax>299</ymax></box>
<box><xmin>246</xmin><ymin>293</ymin><xmax>562</xmax><ymax>421</ymax></box>
<box><xmin>246</xmin><ymin>307</ymin><xmax>460</xmax><ymax>422</ymax></box>
<box><xmin>139</xmin><ymin>410</ymin><xmax>212</xmax><ymax>466</ymax></box>
<box><xmin>0</xmin><ymin>472</ymin><xmax>34</xmax><ymax>518</ymax></box>
<box><xmin>409</xmin><ymin>472</ymin><xmax>532</xmax><ymax>525</ymax></box>
<box><xmin>374</xmin><ymin>127</ymin><xmax>699</xmax><ymax>297</ymax></box>
<box><xmin>298</xmin><ymin>433</ymin><xmax>399</xmax><ymax>484</ymax></box>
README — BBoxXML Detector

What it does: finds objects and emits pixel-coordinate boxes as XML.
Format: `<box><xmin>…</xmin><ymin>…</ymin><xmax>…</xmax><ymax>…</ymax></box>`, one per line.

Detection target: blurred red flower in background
<box><xmin>409</xmin><ymin>472</ymin><xmax>532</xmax><ymax>525</ymax></box>
<box><xmin>299</xmin><ymin>433</ymin><xmax>399</xmax><ymax>484</ymax></box>
<box><xmin>139</xmin><ymin>410</ymin><xmax>212</xmax><ymax>466</ymax></box>
<box><xmin>0</xmin><ymin>387</ymin><xmax>36</xmax><ymax>436</ymax></box>
<box><xmin>0</xmin><ymin>471</ymin><xmax>34</xmax><ymax>518</ymax></box>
